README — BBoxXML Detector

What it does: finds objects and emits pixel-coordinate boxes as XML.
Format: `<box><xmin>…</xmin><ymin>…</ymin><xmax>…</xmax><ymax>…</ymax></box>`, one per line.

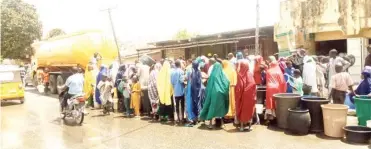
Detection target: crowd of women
<box><xmin>81</xmin><ymin>47</ymin><xmax>371</xmax><ymax>132</ymax></box>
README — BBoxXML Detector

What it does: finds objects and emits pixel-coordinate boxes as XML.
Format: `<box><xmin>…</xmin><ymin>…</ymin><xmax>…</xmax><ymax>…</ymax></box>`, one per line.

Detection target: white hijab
<box><xmin>303</xmin><ymin>56</ymin><xmax>318</xmax><ymax>93</ymax></box>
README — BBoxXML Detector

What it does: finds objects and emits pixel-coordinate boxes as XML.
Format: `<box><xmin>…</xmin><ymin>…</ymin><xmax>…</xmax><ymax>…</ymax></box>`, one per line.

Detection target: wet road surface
<box><xmin>1</xmin><ymin>88</ymin><xmax>369</xmax><ymax>149</ymax></box>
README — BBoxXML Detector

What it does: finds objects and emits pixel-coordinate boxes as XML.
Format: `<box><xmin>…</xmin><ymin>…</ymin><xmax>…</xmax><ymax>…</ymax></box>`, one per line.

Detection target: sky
<box><xmin>24</xmin><ymin>0</ymin><xmax>281</xmax><ymax>44</ymax></box>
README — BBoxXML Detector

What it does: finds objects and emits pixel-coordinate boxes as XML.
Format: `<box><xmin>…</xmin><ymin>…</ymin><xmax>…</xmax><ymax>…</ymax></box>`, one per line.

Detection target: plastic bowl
<box><xmin>343</xmin><ymin>126</ymin><xmax>371</xmax><ymax>144</ymax></box>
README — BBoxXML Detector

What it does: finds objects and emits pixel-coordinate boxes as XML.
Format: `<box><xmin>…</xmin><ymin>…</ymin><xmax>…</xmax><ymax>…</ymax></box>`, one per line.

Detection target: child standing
<box><xmin>97</xmin><ymin>74</ymin><xmax>114</xmax><ymax>112</ymax></box>
<box><xmin>284</xmin><ymin>61</ymin><xmax>294</xmax><ymax>93</ymax></box>
<box><xmin>328</xmin><ymin>64</ymin><xmax>354</xmax><ymax>104</ymax></box>
<box><xmin>119</xmin><ymin>76</ymin><xmax>132</xmax><ymax>116</ymax></box>
<box><xmin>287</xmin><ymin>69</ymin><xmax>304</xmax><ymax>96</ymax></box>
<box><xmin>130</xmin><ymin>76</ymin><xmax>141</xmax><ymax>117</ymax></box>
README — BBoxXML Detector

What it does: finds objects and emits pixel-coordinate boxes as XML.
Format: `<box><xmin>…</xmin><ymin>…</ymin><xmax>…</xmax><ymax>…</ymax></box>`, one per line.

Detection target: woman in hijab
<box><xmin>315</xmin><ymin>56</ymin><xmax>326</xmax><ymax>97</ymax></box>
<box><xmin>84</xmin><ymin>65</ymin><xmax>96</xmax><ymax>108</ymax></box>
<box><xmin>110</xmin><ymin>61</ymin><xmax>119</xmax><ymax>87</ymax></box>
<box><xmin>265</xmin><ymin>56</ymin><xmax>286</xmax><ymax>121</ymax></box>
<box><xmin>115</xmin><ymin>65</ymin><xmax>126</xmax><ymax>112</ymax></box>
<box><xmin>303</xmin><ymin>56</ymin><xmax>318</xmax><ymax>95</ymax></box>
<box><xmin>278</xmin><ymin>57</ymin><xmax>287</xmax><ymax>73</ymax></box>
<box><xmin>236</xmin><ymin>52</ymin><xmax>244</xmax><ymax>61</ymax></box>
<box><xmin>157</xmin><ymin>61</ymin><xmax>174</xmax><ymax>122</ymax></box>
<box><xmin>200</xmin><ymin>56</ymin><xmax>210</xmax><ymax>73</ymax></box>
<box><xmin>254</xmin><ymin>56</ymin><xmax>265</xmax><ymax>85</ymax></box>
<box><xmin>199</xmin><ymin>63</ymin><xmax>230</xmax><ymax>129</ymax></box>
<box><xmin>350</xmin><ymin>67</ymin><xmax>371</xmax><ymax>103</ymax></box>
<box><xmin>148</xmin><ymin>63</ymin><xmax>162</xmax><ymax>119</ymax></box>
<box><xmin>268</xmin><ymin>56</ymin><xmax>276</xmax><ymax>63</ymax></box>
<box><xmin>222</xmin><ymin>60</ymin><xmax>237</xmax><ymax>120</ymax></box>
<box><xmin>95</xmin><ymin>65</ymin><xmax>108</xmax><ymax>108</ymax></box>
<box><xmin>186</xmin><ymin>61</ymin><xmax>202</xmax><ymax>126</ymax></box>
<box><xmin>235</xmin><ymin>60</ymin><xmax>256</xmax><ymax>131</ymax></box>
<box><xmin>138</xmin><ymin>62</ymin><xmax>151</xmax><ymax>116</ymax></box>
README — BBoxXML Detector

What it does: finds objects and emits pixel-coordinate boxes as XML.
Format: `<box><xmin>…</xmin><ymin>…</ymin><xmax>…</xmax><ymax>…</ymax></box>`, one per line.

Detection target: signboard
<box><xmin>275</xmin><ymin>30</ymin><xmax>294</xmax><ymax>57</ymax></box>
<box><xmin>275</xmin><ymin>29</ymin><xmax>313</xmax><ymax>57</ymax></box>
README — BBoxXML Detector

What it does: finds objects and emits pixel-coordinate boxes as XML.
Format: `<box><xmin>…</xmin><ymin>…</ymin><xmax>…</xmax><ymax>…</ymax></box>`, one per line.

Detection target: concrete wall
<box><xmin>276</xmin><ymin>0</ymin><xmax>371</xmax><ymax>35</ymax></box>
<box><xmin>275</xmin><ymin>0</ymin><xmax>371</xmax><ymax>52</ymax></box>
<box><xmin>275</xmin><ymin>0</ymin><xmax>371</xmax><ymax>82</ymax></box>
<box><xmin>122</xmin><ymin>51</ymin><xmax>162</xmax><ymax>64</ymax></box>
<box><xmin>164</xmin><ymin>48</ymin><xmax>185</xmax><ymax>60</ymax></box>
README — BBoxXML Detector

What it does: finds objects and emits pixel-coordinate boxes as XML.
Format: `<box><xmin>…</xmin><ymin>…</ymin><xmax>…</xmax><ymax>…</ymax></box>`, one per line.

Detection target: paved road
<box><xmin>0</xmin><ymin>88</ymin><xmax>369</xmax><ymax>149</ymax></box>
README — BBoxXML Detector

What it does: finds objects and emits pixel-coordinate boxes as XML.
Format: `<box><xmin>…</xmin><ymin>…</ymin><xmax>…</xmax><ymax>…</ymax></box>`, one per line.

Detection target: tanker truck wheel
<box><xmin>57</xmin><ymin>75</ymin><xmax>65</xmax><ymax>94</ymax></box>
<box><xmin>49</xmin><ymin>75</ymin><xmax>57</xmax><ymax>94</ymax></box>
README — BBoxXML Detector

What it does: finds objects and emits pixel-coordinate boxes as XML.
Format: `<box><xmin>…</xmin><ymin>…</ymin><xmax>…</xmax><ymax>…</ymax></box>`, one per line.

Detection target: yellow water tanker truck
<box><xmin>31</xmin><ymin>30</ymin><xmax>118</xmax><ymax>94</ymax></box>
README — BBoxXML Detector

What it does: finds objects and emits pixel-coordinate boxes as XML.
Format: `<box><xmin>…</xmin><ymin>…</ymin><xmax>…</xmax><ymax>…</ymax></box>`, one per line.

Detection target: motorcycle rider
<box><xmin>60</xmin><ymin>67</ymin><xmax>84</xmax><ymax>112</ymax></box>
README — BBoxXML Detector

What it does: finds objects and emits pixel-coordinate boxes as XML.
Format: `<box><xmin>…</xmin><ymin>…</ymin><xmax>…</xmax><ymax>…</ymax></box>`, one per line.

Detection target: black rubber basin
<box><xmin>343</xmin><ymin>126</ymin><xmax>371</xmax><ymax>144</ymax></box>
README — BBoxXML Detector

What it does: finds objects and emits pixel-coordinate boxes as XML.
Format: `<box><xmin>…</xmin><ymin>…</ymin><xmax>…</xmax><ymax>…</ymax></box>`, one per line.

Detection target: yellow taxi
<box><xmin>0</xmin><ymin>65</ymin><xmax>25</xmax><ymax>104</ymax></box>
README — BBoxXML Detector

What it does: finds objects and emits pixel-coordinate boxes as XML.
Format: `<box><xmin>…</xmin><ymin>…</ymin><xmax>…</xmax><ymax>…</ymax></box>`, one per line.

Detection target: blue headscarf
<box><xmin>350</xmin><ymin>68</ymin><xmax>371</xmax><ymax>103</ymax></box>
<box><xmin>95</xmin><ymin>65</ymin><xmax>108</xmax><ymax>105</ymax></box>
<box><xmin>355</xmin><ymin>69</ymin><xmax>371</xmax><ymax>95</ymax></box>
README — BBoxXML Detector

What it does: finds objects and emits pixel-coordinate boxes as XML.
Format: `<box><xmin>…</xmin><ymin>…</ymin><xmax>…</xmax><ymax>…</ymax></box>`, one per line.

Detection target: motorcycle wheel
<box><xmin>60</xmin><ymin>106</ymin><xmax>66</xmax><ymax>119</ymax></box>
<box><xmin>61</xmin><ymin>113</ymin><xmax>66</xmax><ymax>119</ymax></box>
<box><xmin>76</xmin><ymin>111</ymin><xmax>84</xmax><ymax>125</ymax></box>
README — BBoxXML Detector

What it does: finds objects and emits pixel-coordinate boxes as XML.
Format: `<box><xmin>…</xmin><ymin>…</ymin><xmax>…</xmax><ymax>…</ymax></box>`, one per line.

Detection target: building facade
<box><xmin>275</xmin><ymin>0</ymin><xmax>371</xmax><ymax>81</ymax></box>
<box><xmin>138</xmin><ymin>26</ymin><xmax>278</xmax><ymax>60</ymax></box>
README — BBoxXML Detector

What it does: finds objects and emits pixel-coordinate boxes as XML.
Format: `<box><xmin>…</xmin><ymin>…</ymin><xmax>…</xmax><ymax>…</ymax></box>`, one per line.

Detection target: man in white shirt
<box><xmin>138</xmin><ymin>62</ymin><xmax>151</xmax><ymax>115</ymax></box>
<box><xmin>327</xmin><ymin>49</ymin><xmax>351</xmax><ymax>89</ymax></box>
<box><xmin>61</xmin><ymin>67</ymin><xmax>84</xmax><ymax>111</ymax></box>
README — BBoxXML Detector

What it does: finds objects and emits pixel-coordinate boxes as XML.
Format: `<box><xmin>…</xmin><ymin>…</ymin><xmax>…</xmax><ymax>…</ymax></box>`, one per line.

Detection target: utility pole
<box><xmin>102</xmin><ymin>7</ymin><xmax>122</xmax><ymax>64</ymax></box>
<box><xmin>255</xmin><ymin>0</ymin><xmax>260</xmax><ymax>55</ymax></box>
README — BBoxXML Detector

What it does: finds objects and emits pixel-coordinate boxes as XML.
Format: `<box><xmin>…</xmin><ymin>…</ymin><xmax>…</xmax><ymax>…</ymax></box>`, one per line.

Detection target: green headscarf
<box><xmin>199</xmin><ymin>62</ymin><xmax>230</xmax><ymax>120</ymax></box>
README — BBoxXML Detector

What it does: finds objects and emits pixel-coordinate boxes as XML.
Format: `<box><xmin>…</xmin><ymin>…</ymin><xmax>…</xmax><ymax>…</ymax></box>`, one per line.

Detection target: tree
<box><xmin>1</xmin><ymin>0</ymin><xmax>42</xmax><ymax>59</ymax></box>
<box><xmin>46</xmin><ymin>28</ymin><xmax>66</xmax><ymax>39</ymax></box>
<box><xmin>173</xmin><ymin>29</ymin><xmax>198</xmax><ymax>40</ymax></box>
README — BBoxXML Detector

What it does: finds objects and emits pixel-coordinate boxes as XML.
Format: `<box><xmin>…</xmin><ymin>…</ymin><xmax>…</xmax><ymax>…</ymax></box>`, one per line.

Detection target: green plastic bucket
<box><xmin>354</xmin><ymin>96</ymin><xmax>371</xmax><ymax>126</ymax></box>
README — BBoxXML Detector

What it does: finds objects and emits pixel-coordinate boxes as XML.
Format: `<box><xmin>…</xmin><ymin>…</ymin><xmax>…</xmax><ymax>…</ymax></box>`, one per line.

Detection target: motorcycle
<box><xmin>59</xmin><ymin>90</ymin><xmax>85</xmax><ymax>125</ymax></box>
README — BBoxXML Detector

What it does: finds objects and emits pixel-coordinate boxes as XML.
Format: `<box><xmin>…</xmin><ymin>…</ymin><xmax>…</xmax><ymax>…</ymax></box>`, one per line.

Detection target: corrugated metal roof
<box><xmin>149</xmin><ymin>26</ymin><xmax>274</xmax><ymax>46</ymax></box>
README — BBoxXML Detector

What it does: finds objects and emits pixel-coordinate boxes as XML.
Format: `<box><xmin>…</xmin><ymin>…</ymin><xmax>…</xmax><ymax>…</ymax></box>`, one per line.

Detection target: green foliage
<box><xmin>1</xmin><ymin>0</ymin><xmax>42</xmax><ymax>59</ymax></box>
<box><xmin>45</xmin><ymin>28</ymin><xmax>66</xmax><ymax>39</ymax></box>
<box><xmin>173</xmin><ymin>29</ymin><xmax>198</xmax><ymax>40</ymax></box>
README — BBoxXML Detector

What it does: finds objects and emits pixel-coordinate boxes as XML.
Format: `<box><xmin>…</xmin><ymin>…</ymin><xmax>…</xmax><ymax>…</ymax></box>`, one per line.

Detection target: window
<box><xmin>0</xmin><ymin>71</ymin><xmax>21</xmax><ymax>83</ymax></box>
<box><xmin>0</xmin><ymin>72</ymin><xmax>15</xmax><ymax>82</ymax></box>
